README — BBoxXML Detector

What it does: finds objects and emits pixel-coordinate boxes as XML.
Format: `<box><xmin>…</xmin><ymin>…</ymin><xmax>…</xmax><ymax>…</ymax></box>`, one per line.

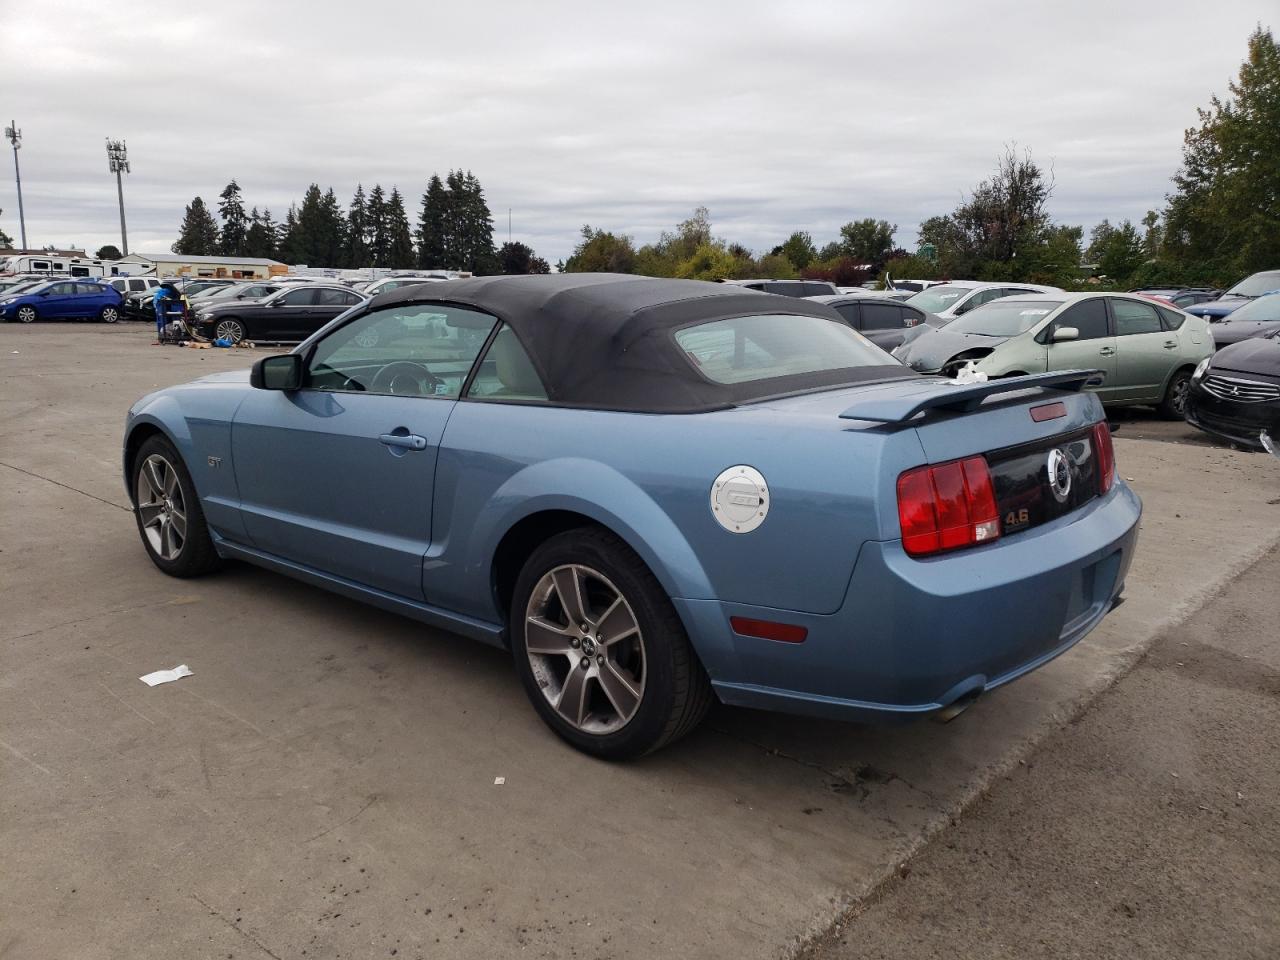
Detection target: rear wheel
<box><xmin>1159</xmin><ymin>368</ymin><xmax>1192</xmax><ymax>420</ymax></box>
<box><xmin>214</xmin><ymin>318</ymin><xmax>245</xmax><ymax>344</ymax></box>
<box><xmin>16</xmin><ymin>305</ymin><xmax>37</xmax><ymax>324</ymax></box>
<box><xmin>100</xmin><ymin>305</ymin><xmax>120</xmax><ymax>324</ymax></box>
<box><xmin>510</xmin><ymin>527</ymin><xmax>712</xmax><ymax>759</ymax></box>
<box><xmin>131</xmin><ymin>435</ymin><xmax>221</xmax><ymax>578</ymax></box>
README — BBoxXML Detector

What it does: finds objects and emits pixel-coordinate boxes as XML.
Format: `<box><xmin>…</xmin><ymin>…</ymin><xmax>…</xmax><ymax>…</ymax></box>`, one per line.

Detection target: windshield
<box><xmin>674</xmin><ymin>314</ymin><xmax>891</xmax><ymax>384</ymax></box>
<box><xmin>1224</xmin><ymin>271</ymin><xmax>1280</xmax><ymax>298</ymax></box>
<box><xmin>1223</xmin><ymin>292</ymin><xmax>1280</xmax><ymax>323</ymax></box>
<box><xmin>905</xmin><ymin>284</ymin><xmax>973</xmax><ymax>314</ymax></box>
<box><xmin>2</xmin><ymin>281</ymin><xmax>41</xmax><ymax>297</ymax></box>
<box><xmin>944</xmin><ymin>300</ymin><xmax>1060</xmax><ymax>337</ymax></box>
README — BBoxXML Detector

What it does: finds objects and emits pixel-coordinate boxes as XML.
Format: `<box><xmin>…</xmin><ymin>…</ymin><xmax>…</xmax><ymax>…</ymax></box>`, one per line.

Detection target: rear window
<box><xmin>945</xmin><ymin>300</ymin><xmax>1060</xmax><ymax>337</ymax></box>
<box><xmin>674</xmin><ymin>314</ymin><xmax>889</xmax><ymax>385</ymax></box>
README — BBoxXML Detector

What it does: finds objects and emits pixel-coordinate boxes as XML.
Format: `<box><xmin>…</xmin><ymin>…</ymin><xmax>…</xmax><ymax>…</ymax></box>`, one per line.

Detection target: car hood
<box><xmin>1211</xmin><ymin>319</ymin><xmax>1280</xmax><ymax>348</ymax></box>
<box><xmin>1210</xmin><ymin>335</ymin><xmax>1280</xmax><ymax>377</ymax></box>
<box><xmin>1188</xmin><ymin>297</ymin><xmax>1248</xmax><ymax>319</ymax></box>
<box><xmin>892</xmin><ymin>329</ymin><xmax>1008</xmax><ymax>372</ymax></box>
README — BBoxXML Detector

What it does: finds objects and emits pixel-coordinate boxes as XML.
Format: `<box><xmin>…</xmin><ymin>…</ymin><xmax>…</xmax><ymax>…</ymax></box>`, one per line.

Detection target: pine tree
<box><xmin>277</xmin><ymin>204</ymin><xmax>301</xmax><ymax>264</ymax></box>
<box><xmin>346</xmin><ymin>185</ymin><xmax>370</xmax><ymax>268</ymax></box>
<box><xmin>367</xmin><ymin>184</ymin><xmax>389</xmax><ymax>267</ymax></box>
<box><xmin>319</xmin><ymin>188</ymin><xmax>348</xmax><ymax>267</ymax></box>
<box><xmin>172</xmin><ymin>196</ymin><xmax>220</xmax><ymax>255</ymax></box>
<box><xmin>417</xmin><ymin>175</ymin><xmax>448</xmax><ymax>269</ymax></box>
<box><xmin>260</xmin><ymin>208</ymin><xmax>279</xmax><ymax>259</ymax></box>
<box><xmin>386</xmin><ymin>188</ymin><xmax>416</xmax><ymax>269</ymax></box>
<box><xmin>244</xmin><ymin>207</ymin><xmax>278</xmax><ymax>260</ymax></box>
<box><xmin>218</xmin><ymin>180</ymin><xmax>249</xmax><ymax>256</ymax></box>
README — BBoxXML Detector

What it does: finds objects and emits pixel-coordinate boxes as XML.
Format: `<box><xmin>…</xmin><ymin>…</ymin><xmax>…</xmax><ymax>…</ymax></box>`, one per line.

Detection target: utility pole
<box><xmin>5</xmin><ymin>122</ymin><xmax>27</xmax><ymax>249</ymax></box>
<box><xmin>105</xmin><ymin>138</ymin><xmax>130</xmax><ymax>256</ymax></box>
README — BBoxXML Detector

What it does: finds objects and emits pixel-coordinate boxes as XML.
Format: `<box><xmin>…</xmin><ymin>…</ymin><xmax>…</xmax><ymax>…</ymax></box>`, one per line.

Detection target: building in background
<box><xmin>112</xmin><ymin>253</ymin><xmax>286</xmax><ymax>280</ymax></box>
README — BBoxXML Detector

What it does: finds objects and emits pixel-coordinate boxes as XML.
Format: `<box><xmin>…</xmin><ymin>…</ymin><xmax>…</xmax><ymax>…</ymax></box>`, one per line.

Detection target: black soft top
<box><xmin>376</xmin><ymin>273</ymin><xmax>911</xmax><ymax>412</ymax></box>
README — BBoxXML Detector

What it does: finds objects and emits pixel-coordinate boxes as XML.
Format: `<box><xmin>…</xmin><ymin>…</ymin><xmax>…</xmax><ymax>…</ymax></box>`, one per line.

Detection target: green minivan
<box><xmin>892</xmin><ymin>293</ymin><xmax>1214</xmax><ymax>418</ymax></box>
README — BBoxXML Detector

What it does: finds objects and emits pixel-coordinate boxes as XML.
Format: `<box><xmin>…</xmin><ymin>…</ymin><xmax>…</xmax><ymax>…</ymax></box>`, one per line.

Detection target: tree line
<box><xmin>171</xmin><ymin>170</ymin><xmax>550</xmax><ymax>275</ymax></box>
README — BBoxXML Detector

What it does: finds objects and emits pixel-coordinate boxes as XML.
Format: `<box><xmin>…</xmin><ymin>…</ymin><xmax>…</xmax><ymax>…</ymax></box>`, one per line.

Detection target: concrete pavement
<box><xmin>3</xmin><ymin>324</ymin><xmax>1279</xmax><ymax>959</ymax></box>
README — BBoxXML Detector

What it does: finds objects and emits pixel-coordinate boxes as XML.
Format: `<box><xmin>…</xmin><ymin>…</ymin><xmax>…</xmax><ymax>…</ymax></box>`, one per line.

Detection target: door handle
<box><xmin>1098</xmin><ymin>347</ymin><xmax>1116</xmax><ymax>357</ymax></box>
<box><xmin>1163</xmin><ymin>340</ymin><xmax>1178</xmax><ymax>349</ymax></box>
<box><xmin>379</xmin><ymin>432</ymin><xmax>427</xmax><ymax>451</ymax></box>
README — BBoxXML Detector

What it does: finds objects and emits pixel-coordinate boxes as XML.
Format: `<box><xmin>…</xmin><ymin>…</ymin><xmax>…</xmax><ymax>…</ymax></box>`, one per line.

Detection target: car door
<box><xmin>858</xmin><ymin>301</ymin><xmax>910</xmax><ymax>350</ymax></box>
<box><xmin>1108</xmin><ymin>297</ymin><xmax>1174</xmax><ymax>401</ymax></box>
<box><xmin>311</xmin><ymin>287</ymin><xmax>364</xmax><ymax>333</ymax></box>
<box><xmin>264</xmin><ymin>286</ymin><xmax>319</xmax><ymax>339</ymax></box>
<box><xmin>41</xmin><ymin>281</ymin><xmax>78</xmax><ymax>318</ymax></box>
<box><xmin>231</xmin><ymin>300</ymin><xmax>499</xmax><ymax>599</ymax></box>
<box><xmin>1042</xmin><ymin>298</ymin><xmax>1121</xmax><ymax>399</ymax></box>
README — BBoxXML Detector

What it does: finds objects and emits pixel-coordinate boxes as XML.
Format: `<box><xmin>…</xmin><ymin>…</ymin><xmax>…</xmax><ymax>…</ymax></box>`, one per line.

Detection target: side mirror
<box><xmin>1052</xmin><ymin>326</ymin><xmax>1079</xmax><ymax>342</ymax></box>
<box><xmin>251</xmin><ymin>354</ymin><xmax>303</xmax><ymax>391</ymax></box>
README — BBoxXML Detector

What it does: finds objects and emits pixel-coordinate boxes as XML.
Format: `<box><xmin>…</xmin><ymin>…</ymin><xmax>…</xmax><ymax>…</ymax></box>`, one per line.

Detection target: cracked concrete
<box><xmin>3</xmin><ymin>324</ymin><xmax>1279</xmax><ymax>959</ymax></box>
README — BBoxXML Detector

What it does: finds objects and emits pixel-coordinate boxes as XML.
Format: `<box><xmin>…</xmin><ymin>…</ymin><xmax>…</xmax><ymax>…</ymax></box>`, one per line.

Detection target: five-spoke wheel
<box><xmin>131</xmin><ymin>435</ymin><xmax>221</xmax><ymax>578</ymax></box>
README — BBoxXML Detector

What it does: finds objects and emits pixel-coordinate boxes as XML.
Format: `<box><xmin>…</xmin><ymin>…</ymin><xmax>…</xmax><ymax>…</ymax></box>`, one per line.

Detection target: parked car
<box><xmin>1184</xmin><ymin>331</ymin><xmax>1280</xmax><ymax>450</ymax></box>
<box><xmin>1185</xmin><ymin>270</ymin><xmax>1280</xmax><ymax>322</ymax></box>
<box><xmin>1130</xmin><ymin>287</ymin><xmax>1221</xmax><ymax>309</ymax></box>
<box><xmin>193</xmin><ymin>283</ymin><xmax>367</xmax><ymax>343</ymax></box>
<box><xmin>892</xmin><ymin>293</ymin><xmax>1213</xmax><ymax>418</ymax></box>
<box><xmin>1206</xmin><ymin>291</ymin><xmax>1280</xmax><ymax>349</ymax></box>
<box><xmin>718</xmin><ymin>278</ymin><xmax>841</xmax><ymax>297</ymax></box>
<box><xmin>0</xmin><ymin>279</ymin><xmax>123</xmax><ymax>323</ymax></box>
<box><xmin>123</xmin><ymin>274</ymin><xmax>1140</xmax><ymax>759</ymax></box>
<box><xmin>903</xmin><ymin>281</ymin><xmax>1063</xmax><ymax>324</ymax></box>
<box><xmin>807</xmin><ymin>294</ymin><xmax>927</xmax><ymax>351</ymax></box>
<box><xmin>886</xmin><ymin>279</ymin><xmax>944</xmax><ymax>294</ymax></box>
<box><xmin>362</xmin><ymin>275</ymin><xmax>449</xmax><ymax>297</ymax></box>
<box><xmin>189</xmin><ymin>281</ymin><xmax>283</xmax><ymax>312</ymax></box>
<box><xmin>0</xmin><ymin>278</ymin><xmax>44</xmax><ymax>297</ymax></box>
<box><xmin>105</xmin><ymin>276</ymin><xmax>161</xmax><ymax>298</ymax></box>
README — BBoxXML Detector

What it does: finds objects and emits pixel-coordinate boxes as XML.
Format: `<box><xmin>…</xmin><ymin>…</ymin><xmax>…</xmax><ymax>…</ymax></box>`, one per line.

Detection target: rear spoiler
<box><xmin>839</xmin><ymin>370</ymin><xmax>1104</xmax><ymax>424</ymax></box>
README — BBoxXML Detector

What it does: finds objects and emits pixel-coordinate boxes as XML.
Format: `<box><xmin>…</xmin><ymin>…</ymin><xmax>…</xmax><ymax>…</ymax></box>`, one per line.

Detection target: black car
<box><xmin>1207</xmin><ymin>292</ymin><xmax>1280</xmax><ymax>349</ymax></box>
<box><xmin>806</xmin><ymin>295</ymin><xmax>927</xmax><ymax>351</ymax></box>
<box><xmin>195</xmin><ymin>284</ymin><xmax>368</xmax><ymax>343</ymax></box>
<box><xmin>1185</xmin><ymin>332</ymin><xmax>1280</xmax><ymax>451</ymax></box>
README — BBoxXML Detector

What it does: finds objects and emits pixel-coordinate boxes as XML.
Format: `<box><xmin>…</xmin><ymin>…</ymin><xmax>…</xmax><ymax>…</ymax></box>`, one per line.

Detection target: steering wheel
<box><xmin>369</xmin><ymin>361</ymin><xmax>442</xmax><ymax>396</ymax></box>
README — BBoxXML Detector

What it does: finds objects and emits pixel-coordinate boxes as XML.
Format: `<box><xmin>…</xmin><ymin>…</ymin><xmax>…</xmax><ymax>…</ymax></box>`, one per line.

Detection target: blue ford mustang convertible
<box><xmin>123</xmin><ymin>274</ymin><xmax>1141</xmax><ymax>758</ymax></box>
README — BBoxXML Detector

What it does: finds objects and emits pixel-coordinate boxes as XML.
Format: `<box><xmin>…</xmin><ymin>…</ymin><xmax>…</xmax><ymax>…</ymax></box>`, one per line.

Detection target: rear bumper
<box><xmin>676</xmin><ymin>480</ymin><xmax>1141</xmax><ymax>723</ymax></box>
<box><xmin>1185</xmin><ymin>391</ymin><xmax>1278</xmax><ymax>451</ymax></box>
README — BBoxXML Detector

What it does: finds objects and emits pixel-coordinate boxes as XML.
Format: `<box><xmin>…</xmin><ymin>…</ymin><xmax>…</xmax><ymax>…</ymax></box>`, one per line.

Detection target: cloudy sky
<box><xmin>1</xmin><ymin>0</ymin><xmax>1271</xmax><ymax>264</ymax></box>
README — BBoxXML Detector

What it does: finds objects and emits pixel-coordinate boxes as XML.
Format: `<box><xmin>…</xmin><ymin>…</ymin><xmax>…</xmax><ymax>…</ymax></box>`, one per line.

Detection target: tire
<box><xmin>16</xmin><ymin>305</ymin><xmax>37</xmax><ymax>324</ymax></box>
<box><xmin>1158</xmin><ymin>368</ymin><xmax>1192</xmax><ymax>420</ymax></box>
<box><xmin>510</xmin><ymin>527</ymin><xmax>713</xmax><ymax>759</ymax></box>
<box><xmin>131</xmin><ymin>435</ymin><xmax>221</xmax><ymax>578</ymax></box>
<box><xmin>214</xmin><ymin>318</ymin><xmax>245</xmax><ymax>344</ymax></box>
<box><xmin>100</xmin><ymin>305</ymin><xmax>120</xmax><ymax>324</ymax></box>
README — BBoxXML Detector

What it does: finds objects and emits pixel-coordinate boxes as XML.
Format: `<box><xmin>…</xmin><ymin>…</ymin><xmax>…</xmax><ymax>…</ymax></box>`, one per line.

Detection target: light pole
<box><xmin>5</xmin><ymin>122</ymin><xmax>27</xmax><ymax>249</ymax></box>
<box><xmin>105</xmin><ymin>138</ymin><xmax>130</xmax><ymax>256</ymax></box>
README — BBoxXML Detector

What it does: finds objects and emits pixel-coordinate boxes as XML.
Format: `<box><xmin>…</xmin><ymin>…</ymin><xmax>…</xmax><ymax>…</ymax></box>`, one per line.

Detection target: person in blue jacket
<box><xmin>153</xmin><ymin>282</ymin><xmax>181</xmax><ymax>339</ymax></box>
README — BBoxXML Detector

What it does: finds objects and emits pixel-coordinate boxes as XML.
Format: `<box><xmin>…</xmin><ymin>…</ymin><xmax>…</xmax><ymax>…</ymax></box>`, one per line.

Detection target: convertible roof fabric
<box><xmin>376</xmin><ymin>273</ymin><xmax>911</xmax><ymax>412</ymax></box>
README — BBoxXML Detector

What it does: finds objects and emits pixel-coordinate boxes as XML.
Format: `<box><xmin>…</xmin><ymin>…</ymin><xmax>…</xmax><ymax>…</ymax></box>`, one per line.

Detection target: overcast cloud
<box><xmin>1</xmin><ymin>0</ymin><xmax>1271</xmax><ymax>264</ymax></box>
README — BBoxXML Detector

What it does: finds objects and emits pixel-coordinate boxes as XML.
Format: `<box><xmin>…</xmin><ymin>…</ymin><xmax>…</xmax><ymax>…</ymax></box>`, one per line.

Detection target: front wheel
<box><xmin>100</xmin><ymin>305</ymin><xmax>120</xmax><ymax>324</ymax></box>
<box><xmin>16</xmin><ymin>305</ymin><xmax>37</xmax><ymax>324</ymax></box>
<box><xmin>214</xmin><ymin>318</ymin><xmax>245</xmax><ymax>344</ymax></box>
<box><xmin>132</xmin><ymin>435</ymin><xmax>222</xmax><ymax>577</ymax></box>
<box><xmin>1159</xmin><ymin>368</ymin><xmax>1192</xmax><ymax>420</ymax></box>
<box><xmin>510</xmin><ymin>528</ymin><xmax>712</xmax><ymax>759</ymax></box>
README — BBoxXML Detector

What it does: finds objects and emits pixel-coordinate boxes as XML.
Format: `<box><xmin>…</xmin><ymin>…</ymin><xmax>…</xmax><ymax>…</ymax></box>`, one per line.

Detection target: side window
<box><xmin>50</xmin><ymin>282</ymin><xmax>76</xmax><ymax>294</ymax></box>
<box><xmin>902</xmin><ymin>306</ymin><xmax>926</xmax><ymax>326</ymax></box>
<box><xmin>307</xmin><ymin>303</ymin><xmax>497</xmax><ymax>398</ymax></box>
<box><xmin>861</xmin><ymin>303</ymin><xmax>904</xmax><ymax>331</ymax></box>
<box><xmin>466</xmin><ymin>325</ymin><xmax>549</xmax><ymax>402</ymax></box>
<box><xmin>316</xmin><ymin>287</ymin><xmax>354</xmax><ymax>306</ymax></box>
<box><xmin>1052</xmin><ymin>299</ymin><xmax>1109</xmax><ymax>340</ymax></box>
<box><xmin>128</xmin><ymin>279</ymin><xmax>147</xmax><ymax>292</ymax></box>
<box><xmin>110</xmin><ymin>279</ymin><xmax>127</xmax><ymax>292</ymax></box>
<box><xmin>1111</xmin><ymin>299</ymin><xmax>1162</xmax><ymax>336</ymax></box>
<box><xmin>280</xmin><ymin>288</ymin><xmax>318</xmax><ymax>306</ymax></box>
<box><xmin>77</xmin><ymin>282</ymin><xmax>103</xmax><ymax>294</ymax></box>
<box><xmin>835</xmin><ymin>303</ymin><xmax>861</xmax><ymax>328</ymax></box>
<box><xmin>956</xmin><ymin>288</ymin><xmax>997</xmax><ymax>314</ymax></box>
<box><xmin>1157</xmin><ymin>305</ymin><xmax>1186</xmax><ymax>330</ymax></box>
<box><xmin>71</xmin><ymin>266</ymin><xmax>90</xmax><ymax>277</ymax></box>
<box><xmin>340</xmin><ymin>290</ymin><xmax>362</xmax><ymax>305</ymax></box>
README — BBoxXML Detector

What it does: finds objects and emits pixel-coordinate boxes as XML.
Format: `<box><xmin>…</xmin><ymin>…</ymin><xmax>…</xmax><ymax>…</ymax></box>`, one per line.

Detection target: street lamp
<box><xmin>106</xmin><ymin>138</ymin><xmax>130</xmax><ymax>256</ymax></box>
<box><xmin>5</xmin><ymin>122</ymin><xmax>27</xmax><ymax>250</ymax></box>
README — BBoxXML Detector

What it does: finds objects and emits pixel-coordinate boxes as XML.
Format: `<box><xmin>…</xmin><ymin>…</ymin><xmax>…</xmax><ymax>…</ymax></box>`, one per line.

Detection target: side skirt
<box><xmin>212</xmin><ymin>534</ymin><xmax>506</xmax><ymax>649</ymax></box>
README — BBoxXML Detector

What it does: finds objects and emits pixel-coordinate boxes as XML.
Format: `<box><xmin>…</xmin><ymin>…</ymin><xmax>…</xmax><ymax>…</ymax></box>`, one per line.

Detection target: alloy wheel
<box><xmin>17</xmin><ymin>306</ymin><xmax>36</xmax><ymax>323</ymax></box>
<box><xmin>215</xmin><ymin>320</ymin><xmax>244</xmax><ymax>343</ymax></box>
<box><xmin>524</xmin><ymin>563</ymin><xmax>646</xmax><ymax>734</ymax></box>
<box><xmin>136</xmin><ymin>454</ymin><xmax>187</xmax><ymax>561</ymax></box>
<box><xmin>101</xmin><ymin>306</ymin><xmax>119</xmax><ymax>323</ymax></box>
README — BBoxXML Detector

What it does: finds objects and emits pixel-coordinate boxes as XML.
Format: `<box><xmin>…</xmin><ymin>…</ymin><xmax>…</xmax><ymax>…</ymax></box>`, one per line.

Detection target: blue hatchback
<box><xmin>1</xmin><ymin>279</ymin><xmax>123</xmax><ymax>323</ymax></box>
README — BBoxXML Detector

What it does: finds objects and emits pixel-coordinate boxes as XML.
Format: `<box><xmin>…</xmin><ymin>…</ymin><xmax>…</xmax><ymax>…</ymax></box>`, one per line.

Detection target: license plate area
<box><xmin>987</xmin><ymin>428</ymin><xmax>1098</xmax><ymax>536</ymax></box>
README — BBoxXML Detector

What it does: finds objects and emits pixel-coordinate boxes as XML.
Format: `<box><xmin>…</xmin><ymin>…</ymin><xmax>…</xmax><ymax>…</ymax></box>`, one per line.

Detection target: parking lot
<box><xmin>3</xmin><ymin>323</ymin><xmax>1279</xmax><ymax>960</ymax></box>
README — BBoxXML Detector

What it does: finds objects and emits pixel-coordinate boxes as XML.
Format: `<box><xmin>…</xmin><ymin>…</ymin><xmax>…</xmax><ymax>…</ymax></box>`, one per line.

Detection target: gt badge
<box><xmin>711</xmin><ymin>465</ymin><xmax>769</xmax><ymax>533</ymax></box>
<box><xmin>1046</xmin><ymin>448</ymin><xmax>1071</xmax><ymax>503</ymax></box>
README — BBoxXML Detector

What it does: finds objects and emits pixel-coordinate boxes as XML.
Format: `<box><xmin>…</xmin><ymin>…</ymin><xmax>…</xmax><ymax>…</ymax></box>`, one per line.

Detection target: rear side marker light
<box><xmin>730</xmin><ymin>617</ymin><xmax>808</xmax><ymax>644</ymax></box>
<box><xmin>897</xmin><ymin>456</ymin><xmax>1001</xmax><ymax>558</ymax></box>
<box><xmin>1030</xmin><ymin>401</ymin><xmax>1066</xmax><ymax>422</ymax></box>
<box><xmin>1092</xmin><ymin>421</ymin><xmax>1115</xmax><ymax>494</ymax></box>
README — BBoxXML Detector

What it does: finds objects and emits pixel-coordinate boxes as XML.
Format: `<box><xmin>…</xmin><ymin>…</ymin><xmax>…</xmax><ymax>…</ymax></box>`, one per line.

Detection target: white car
<box><xmin>905</xmin><ymin>281</ymin><xmax>1063</xmax><ymax>326</ymax></box>
<box><xmin>363</xmin><ymin>275</ymin><xmax>450</xmax><ymax>297</ymax></box>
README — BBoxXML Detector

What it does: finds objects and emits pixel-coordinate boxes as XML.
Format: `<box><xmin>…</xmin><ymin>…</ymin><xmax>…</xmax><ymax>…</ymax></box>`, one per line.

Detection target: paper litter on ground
<box><xmin>494</xmin><ymin>777</ymin><xmax>506</xmax><ymax>786</ymax></box>
<box><xmin>139</xmin><ymin>664</ymin><xmax>193</xmax><ymax>686</ymax></box>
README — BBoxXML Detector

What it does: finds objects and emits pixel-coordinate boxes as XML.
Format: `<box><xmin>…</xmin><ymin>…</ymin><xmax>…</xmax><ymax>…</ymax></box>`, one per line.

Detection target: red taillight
<box><xmin>729</xmin><ymin>617</ymin><xmax>808</xmax><ymax>644</ymax></box>
<box><xmin>1092</xmin><ymin>421</ymin><xmax>1115</xmax><ymax>494</ymax></box>
<box><xmin>896</xmin><ymin>456</ymin><xmax>1001</xmax><ymax>558</ymax></box>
